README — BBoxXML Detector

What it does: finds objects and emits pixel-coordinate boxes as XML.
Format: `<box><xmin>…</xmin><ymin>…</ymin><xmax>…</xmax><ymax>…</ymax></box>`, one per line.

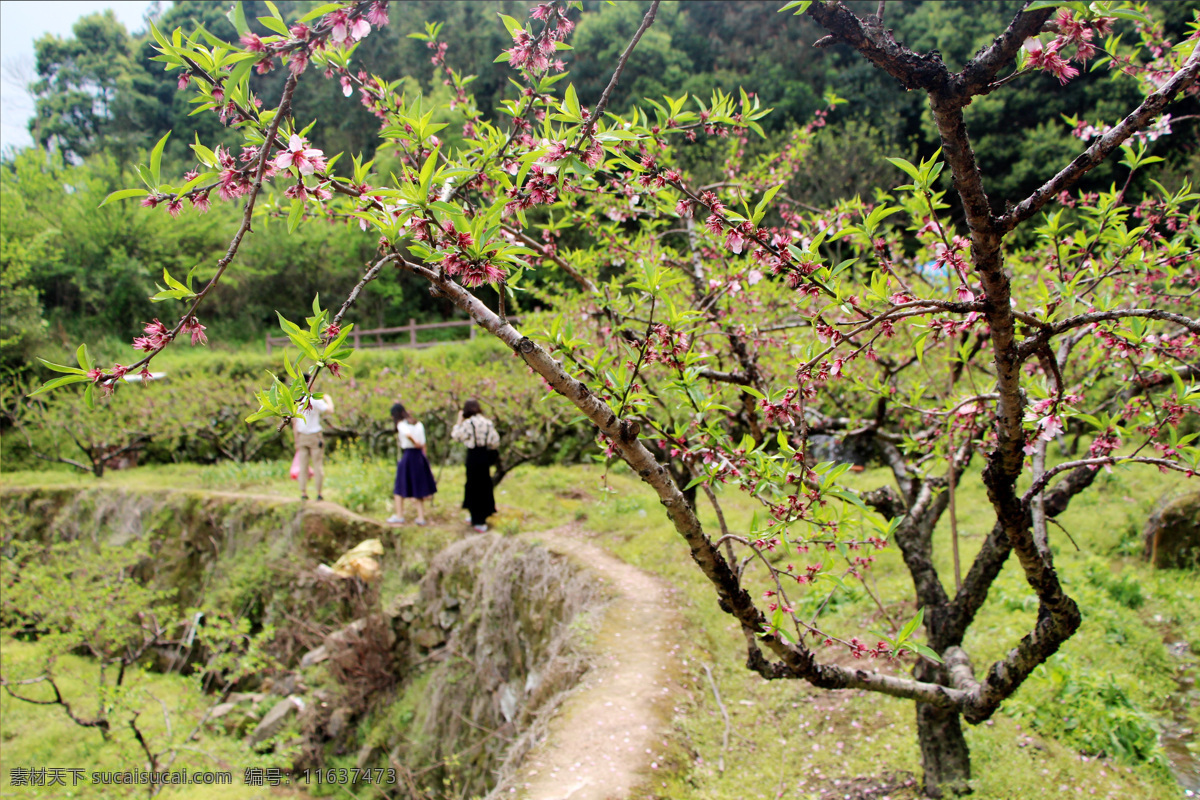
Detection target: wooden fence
<box><xmin>265</xmin><ymin>317</ymin><xmax>521</xmax><ymax>354</ymax></box>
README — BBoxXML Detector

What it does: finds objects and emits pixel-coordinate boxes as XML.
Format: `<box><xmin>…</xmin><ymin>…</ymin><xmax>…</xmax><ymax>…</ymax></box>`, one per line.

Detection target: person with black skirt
<box><xmin>387</xmin><ymin>402</ymin><xmax>437</xmax><ymax>526</ymax></box>
<box><xmin>450</xmin><ymin>399</ymin><xmax>500</xmax><ymax>532</ymax></box>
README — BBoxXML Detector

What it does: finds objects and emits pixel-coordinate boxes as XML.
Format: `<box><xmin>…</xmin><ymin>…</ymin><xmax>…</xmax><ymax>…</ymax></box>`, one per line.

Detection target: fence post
<box><xmin>469</xmin><ymin>323</ymin><xmax>476</xmax><ymax>340</ymax></box>
<box><xmin>409</xmin><ymin>318</ymin><xmax>417</xmax><ymax>346</ymax></box>
<box><xmin>354</xmin><ymin>329</ymin><xmax>361</xmax><ymax>350</ymax></box>
<box><xmin>265</xmin><ymin>334</ymin><xmax>271</xmax><ymax>355</ymax></box>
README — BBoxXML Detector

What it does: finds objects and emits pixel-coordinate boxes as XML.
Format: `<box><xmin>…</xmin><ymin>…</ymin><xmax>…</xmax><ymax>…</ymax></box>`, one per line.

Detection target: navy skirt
<box><xmin>394</xmin><ymin>449</ymin><xmax>437</xmax><ymax>498</ymax></box>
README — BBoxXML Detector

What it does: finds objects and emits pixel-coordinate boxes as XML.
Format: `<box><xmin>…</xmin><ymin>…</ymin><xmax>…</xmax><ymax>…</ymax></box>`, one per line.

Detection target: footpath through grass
<box><xmin>2</xmin><ymin>454</ymin><xmax>1196</xmax><ymax>799</ymax></box>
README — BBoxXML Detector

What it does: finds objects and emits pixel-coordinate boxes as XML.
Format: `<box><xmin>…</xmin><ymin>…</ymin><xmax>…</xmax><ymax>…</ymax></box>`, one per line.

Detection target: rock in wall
<box><xmin>1145</xmin><ymin>489</ymin><xmax>1200</xmax><ymax>569</ymax></box>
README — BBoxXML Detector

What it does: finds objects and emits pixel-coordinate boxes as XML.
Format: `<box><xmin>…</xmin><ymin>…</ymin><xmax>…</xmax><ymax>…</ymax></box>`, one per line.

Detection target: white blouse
<box><xmin>451</xmin><ymin>415</ymin><xmax>500</xmax><ymax>449</ymax></box>
<box><xmin>397</xmin><ymin>420</ymin><xmax>426</xmax><ymax>449</ymax></box>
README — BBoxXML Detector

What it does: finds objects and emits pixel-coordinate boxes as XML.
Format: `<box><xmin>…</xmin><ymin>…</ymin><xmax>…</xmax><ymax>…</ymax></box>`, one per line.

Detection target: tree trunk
<box><xmin>915</xmin><ymin>700</ymin><xmax>970</xmax><ymax>796</ymax></box>
<box><xmin>914</xmin><ymin>660</ymin><xmax>971</xmax><ymax>797</ymax></box>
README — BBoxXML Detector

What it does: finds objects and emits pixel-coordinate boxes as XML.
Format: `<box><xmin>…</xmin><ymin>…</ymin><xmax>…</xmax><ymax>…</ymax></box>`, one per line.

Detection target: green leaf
<box><xmin>162</xmin><ymin>269</ymin><xmax>191</xmax><ymax>294</ymax></box>
<box><xmin>778</xmin><ymin>0</ymin><xmax>812</xmax><ymax>14</ymax></box>
<box><xmin>258</xmin><ymin>15</ymin><xmax>290</xmax><ymax>36</ymax></box>
<box><xmin>27</xmin><ymin>374</ymin><xmax>91</xmax><ymax>397</ymax></box>
<box><xmin>277</xmin><ymin>312</ymin><xmax>305</xmax><ymax>337</ymax></box>
<box><xmin>245</xmin><ymin>407</ymin><xmax>277</xmax><ymax>423</ymax></box>
<box><xmin>885</xmin><ymin>157</ymin><xmax>920</xmax><ymax>180</ymax></box>
<box><xmin>99</xmin><ymin>188</ymin><xmax>149</xmax><ymax>208</ymax></box>
<box><xmin>287</xmin><ymin>198</ymin><xmax>304</xmax><ymax>233</ymax></box>
<box><xmin>84</xmin><ymin>383</ymin><xmax>96</xmax><ymax>410</ymax></box>
<box><xmin>76</xmin><ymin>344</ymin><xmax>93</xmax><ymax>372</ymax></box>
<box><xmin>418</xmin><ymin>149</ymin><xmax>439</xmax><ymax>196</ymax></box>
<box><xmin>906</xmin><ymin>642</ymin><xmax>944</xmax><ymax>663</ymax></box>
<box><xmin>288</xmin><ymin>332</ymin><xmax>321</xmax><ymax>362</ymax></box>
<box><xmin>150</xmin><ymin>132</ymin><xmax>171</xmax><ymax>187</ymax></box>
<box><xmin>230</xmin><ymin>1</ymin><xmax>249</xmax><ymax>36</ymax></box>
<box><xmin>898</xmin><ymin>606</ymin><xmax>925</xmax><ymax>643</ymax></box>
<box><xmin>299</xmin><ymin>3</ymin><xmax>344</xmax><ymax>23</ymax></box>
<box><xmin>498</xmin><ymin>13</ymin><xmax>524</xmax><ymax>37</ymax></box>
<box><xmin>563</xmin><ymin>83</ymin><xmax>581</xmax><ymax>120</ymax></box>
<box><xmin>36</xmin><ymin>358</ymin><xmax>87</xmax><ymax>375</ymax></box>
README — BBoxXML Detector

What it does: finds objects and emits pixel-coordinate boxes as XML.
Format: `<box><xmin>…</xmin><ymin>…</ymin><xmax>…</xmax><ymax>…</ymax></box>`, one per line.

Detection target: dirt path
<box><xmin>511</xmin><ymin>525</ymin><xmax>686</xmax><ymax>800</ymax></box>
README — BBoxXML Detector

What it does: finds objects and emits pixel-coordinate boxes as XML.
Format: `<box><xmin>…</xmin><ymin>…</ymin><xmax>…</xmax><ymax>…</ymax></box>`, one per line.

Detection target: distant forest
<box><xmin>3</xmin><ymin>0</ymin><xmax>1197</xmax><ymax>366</ymax></box>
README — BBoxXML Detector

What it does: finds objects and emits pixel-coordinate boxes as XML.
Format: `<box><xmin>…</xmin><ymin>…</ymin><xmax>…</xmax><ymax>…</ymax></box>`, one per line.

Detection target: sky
<box><xmin>1</xmin><ymin>0</ymin><xmax>156</xmax><ymax>153</ymax></box>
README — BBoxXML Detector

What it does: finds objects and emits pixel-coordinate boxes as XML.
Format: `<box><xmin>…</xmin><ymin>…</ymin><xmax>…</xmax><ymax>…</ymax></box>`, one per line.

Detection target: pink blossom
<box><xmin>366</xmin><ymin>2</ymin><xmax>389</xmax><ymax>27</ymax></box>
<box><xmin>218</xmin><ymin>169</ymin><xmax>250</xmax><ymax>201</ymax></box>
<box><xmin>340</xmin><ymin>76</ymin><xmax>353</xmax><ymax>97</ymax></box>
<box><xmin>1024</xmin><ymin>38</ymin><xmax>1079</xmax><ymax>85</ymax></box>
<box><xmin>329</xmin><ymin>11</ymin><xmax>351</xmax><ymax>43</ymax></box>
<box><xmin>274</xmin><ymin>134</ymin><xmax>326</xmax><ymax>175</ymax></box>
<box><xmin>166</xmin><ymin>199</ymin><xmax>184</xmax><ymax>218</ymax></box>
<box><xmin>183</xmin><ymin>316</ymin><xmax>207</xmax><ymax>346</ymax></box>
<box><xmin>725</xmin><ymin>228</ymin><xmax>746</xmax><ymax>254</ymax></box>
<box><xmin>287</xmin><ymin>51</ymin><xmax>308</xmax><ymax>76</ymax></box>
<box><xmin>240</xmin><ymin>32</ymin><xmax>265</xmax><ymax>52</ymax></box>
<box><xmin>135</xmin><ymin>319</ymin><xmax>171</xmax><ymax>351</ymax></box>
<box><xmin>582</xmin><ymin>141</ymin><xmax>603</xmax><ymax>169</ymax></box>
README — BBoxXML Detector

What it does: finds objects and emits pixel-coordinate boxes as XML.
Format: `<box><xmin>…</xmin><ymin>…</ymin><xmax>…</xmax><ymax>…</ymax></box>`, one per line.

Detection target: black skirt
<box><xmin>463</xmin><ymin>447</ymin><xmax>496</xmax><ymax>525</ymax></box>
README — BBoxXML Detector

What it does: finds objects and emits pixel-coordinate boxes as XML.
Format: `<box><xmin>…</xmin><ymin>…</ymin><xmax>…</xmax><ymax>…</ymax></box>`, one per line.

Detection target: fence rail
<box><xmin>264</xmin><ymin>317</ymin><xmax>522</xmax><ymax>354</ymax></box>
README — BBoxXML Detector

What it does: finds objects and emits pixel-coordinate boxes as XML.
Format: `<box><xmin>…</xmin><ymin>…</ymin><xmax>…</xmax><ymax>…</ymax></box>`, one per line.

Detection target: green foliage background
<box><xmin>4</xmin><ymin>0</ymin><xmax>1198</xmax><ymax>368</ymax></box>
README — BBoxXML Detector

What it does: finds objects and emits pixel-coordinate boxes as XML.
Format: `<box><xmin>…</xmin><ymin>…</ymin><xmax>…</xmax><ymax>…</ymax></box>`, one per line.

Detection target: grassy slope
<box><xmin>0</xmin><ymin>641</ymin><xmax>305</xmax><ymax>800</ymax></box>
<box><xmin>2</xmin><ymin>454</ymin><xmax>1196</xmax><ymax>799</ymax></box>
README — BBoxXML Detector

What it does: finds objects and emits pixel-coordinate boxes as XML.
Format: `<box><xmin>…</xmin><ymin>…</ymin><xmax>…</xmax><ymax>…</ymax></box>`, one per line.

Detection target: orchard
<box><xmin>25</xmin><ymin>0</ymin><xmax>1200</xmax><ymax>795</ymax></box>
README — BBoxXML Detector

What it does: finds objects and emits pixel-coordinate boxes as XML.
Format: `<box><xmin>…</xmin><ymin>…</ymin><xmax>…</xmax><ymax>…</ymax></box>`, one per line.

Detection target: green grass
<box><xmin>0</xmin><ymin>641</ymin><xmax>303</xmax><ymax>799</ymax></box>
<box><xmin>2</xmin><ymin>455</ymin><xmax>1196</xmax><ymax>799</ymax></box>
<box><xmin>491</xmin><ymin>459</ymin><xmax>1195</xmax><ymax>799</ymax></box>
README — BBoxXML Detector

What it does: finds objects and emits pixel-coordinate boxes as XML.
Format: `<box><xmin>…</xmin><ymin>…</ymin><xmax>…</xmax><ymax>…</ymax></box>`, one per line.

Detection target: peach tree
<box><xmin>33</xmin><ymin>0</ymin><xmax>1200</xmax><ymax>794</ymax></box>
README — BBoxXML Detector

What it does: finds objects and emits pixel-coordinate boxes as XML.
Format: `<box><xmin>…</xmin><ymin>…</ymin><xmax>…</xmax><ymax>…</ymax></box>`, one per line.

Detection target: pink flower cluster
<box><xmin>133</xmin><ymin>319</ymin><xmax>172</xmax><ymax>352</ymax></box>
<box><xmin>1024</xmin><ymin>38</ymin><xmax>1079</xmax><ymax>85</ymax></box>
<box><xmin>506</xmin><ymin>3</ymin><xmax>573</xmax><ymax>72</ymax></box>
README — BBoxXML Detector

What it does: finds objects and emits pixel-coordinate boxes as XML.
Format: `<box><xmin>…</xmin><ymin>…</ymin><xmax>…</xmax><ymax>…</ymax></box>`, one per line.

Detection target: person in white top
<box><xmin>292</xmin><ymin>394</ymin><xmax>333</xmax><ymax>500</ymax></box>
<box><xmin>388</xmin><ymin>402</ymin><xmax>437</xmax><ymax>525</ymax></box>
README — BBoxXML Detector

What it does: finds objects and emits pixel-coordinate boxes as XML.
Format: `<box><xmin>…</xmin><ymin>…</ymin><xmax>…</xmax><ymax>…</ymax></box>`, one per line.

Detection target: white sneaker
<box><xmin>386</xmin><ymin>515</ymin><xmax>406</xmax><ymax>525</ymax></box>
<box><xmin>472</xmin><ymin>524</ymin><xmax>488</xmax><ymax>533</ymax></box>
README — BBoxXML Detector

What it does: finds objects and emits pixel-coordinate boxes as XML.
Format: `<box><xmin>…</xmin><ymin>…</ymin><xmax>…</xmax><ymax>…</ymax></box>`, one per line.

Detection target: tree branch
<box><xmin>958</xmin><ymin>4</ymin><xmax>1056</xmax><ymax>96</ymax></box>
<box><xmin>573</xmin><ymin>0</ymin><xmax>661</xmax><ymax>148</ymax></box>
<box><xmin>395</xmin><ymin>254</ymin><xmax>967</xmax><ymax>709</ymax></box>
<box><xmin>1018</xmin><ymin>308</ymin><xmax>1200</xmax><ymax>358</ymax></box>
<box><xmin>998</xmin><ymin>43</ymin><xmax>1200</xmax><ymax>233</ymax></box>
<box><xmin>805</xmin><ymin>2</ymin><xmax>948</xmax><ymax>91</ymax></box>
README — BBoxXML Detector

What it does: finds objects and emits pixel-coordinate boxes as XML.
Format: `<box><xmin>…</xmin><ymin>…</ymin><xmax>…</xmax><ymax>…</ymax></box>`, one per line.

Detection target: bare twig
<box><xmin>702</xmin><ymin>663</ymin><xmax>730</xmax><ymax>773</ymax></box>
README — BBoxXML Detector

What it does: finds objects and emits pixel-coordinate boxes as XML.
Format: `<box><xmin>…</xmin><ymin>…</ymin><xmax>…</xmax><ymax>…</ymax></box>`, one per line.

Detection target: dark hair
<box><xmin>390</xmin><ymin>402</ymin><xmax>415</xmax><ymax>425</ymax></box>
<box><xmin>462</xmin><ymin>399</ymin><xmax>482</xmax><ymax>419</ymax></box>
